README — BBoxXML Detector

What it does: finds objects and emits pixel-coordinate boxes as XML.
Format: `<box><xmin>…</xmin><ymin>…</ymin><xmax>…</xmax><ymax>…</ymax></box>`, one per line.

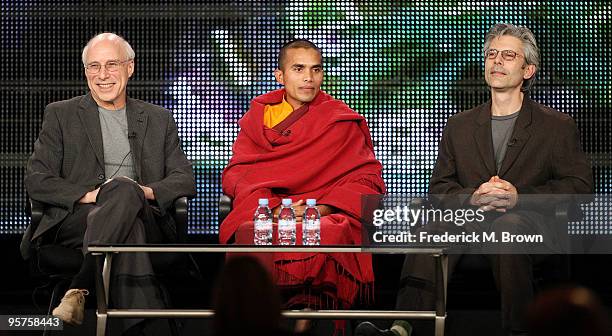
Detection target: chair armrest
<box><xmin>21</xmin><ymin>198</ymin><xmax>46</xmax><ymax>260</ymax></box>
<box><xmin>28</xmin><ymin>198</ymin><xmax>45</xmax><ymax>226</ymax></box>
<box><xmin>219</xmin><ymin>194</ymin><xmax>233</xmax><ymax>224</ymax></box>
<box><xmin>555</xmin><ymin>200</ymin><xmax>584</xmax><ymax>223</ymax></box>
<box><xmin>555</xmin><ymin>201</ymin><xmax>569</xmax><ymax>224</ymax></box>
<box><xmin>410</xmin><ymin>197</ymin><xmax>430</xmax><ymax>209</ymax></box>
<box><xmin>172</xmin><ymin>197</ymin><xmax>189</xmax><ymax>242</ymax></box>
<box><xmin>173</xmin><ymin>197</ymin><xmax>188</xmax><ymax>218</ymax></box>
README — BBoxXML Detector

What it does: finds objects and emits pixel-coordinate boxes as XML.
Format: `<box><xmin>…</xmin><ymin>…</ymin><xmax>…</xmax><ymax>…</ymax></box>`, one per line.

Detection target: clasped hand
<box><xmin>78</xmin><ymin>176</ymin><xmax>155</xmax><ymax>204</ymax></box>
<box><xmin>470</xmin><ymin>176</ymin><xmax>518</xmax><ymax>212</ymax></box>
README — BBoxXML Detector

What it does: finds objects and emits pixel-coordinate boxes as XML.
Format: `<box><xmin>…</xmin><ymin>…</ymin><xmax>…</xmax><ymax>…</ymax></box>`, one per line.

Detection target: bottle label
<box><xmin>303</xmin><ymin>219</ymin><xmax>320</xmax><ymax>230</ymax></box>
<box><xmin>255</xmin><ymin>213</ymin><xmax>268</xmax><ymax>220</ymax></box>
<box><xmin>255</xmin><ymin>219</ymin><xmax>272</xmax><ymax>229</ymax></box>
<box><xmin>278</xmin><ymin>219</ymin><xmax>295</xmax><ymax>229</ymax></box>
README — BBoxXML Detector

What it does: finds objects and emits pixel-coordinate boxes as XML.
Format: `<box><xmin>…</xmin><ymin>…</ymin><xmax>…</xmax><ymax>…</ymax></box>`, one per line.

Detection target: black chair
<box><xmin>218</xmin><ymin>194</ymin><xmax>233</xmax><ymax>224</ymax></box>
<box><xmin>24</xmin><ymin>197</ymin><xmax>191</xmax><ymax>336</ymax></box>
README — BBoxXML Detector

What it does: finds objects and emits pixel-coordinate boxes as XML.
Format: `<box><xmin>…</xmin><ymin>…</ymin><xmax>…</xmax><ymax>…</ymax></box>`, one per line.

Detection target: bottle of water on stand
<box><xmin>253</xmin><ymin>198</ymin><xmax>272</xmax><ymax>245</ymax></box>
<box><xmin>302</xmin><ymin>199</ymin><xmax>321</xmax><ymax>245</ymax></box>
<box><xmin>278</xmin><ymin>198</ymin><xmax>296</xmax><ymax>245</ymax></box>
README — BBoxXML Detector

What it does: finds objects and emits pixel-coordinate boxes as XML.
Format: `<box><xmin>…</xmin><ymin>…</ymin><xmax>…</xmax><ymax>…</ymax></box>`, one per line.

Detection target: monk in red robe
<box><xmin>220</xmin><ymin>39</ymin><xmax>385</xmax><ymax>320</ymax></box>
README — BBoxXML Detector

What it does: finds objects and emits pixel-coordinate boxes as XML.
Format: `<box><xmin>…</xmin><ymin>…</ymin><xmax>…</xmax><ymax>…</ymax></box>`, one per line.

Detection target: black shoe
<box><xmin>354</xmin><ymin>322</ymin><xmax>400</xmax><ymax>336</ymax></box>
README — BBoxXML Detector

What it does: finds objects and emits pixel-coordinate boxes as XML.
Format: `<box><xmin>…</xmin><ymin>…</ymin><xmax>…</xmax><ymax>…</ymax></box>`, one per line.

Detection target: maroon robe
<box><xmin>221</xmin><ymin>89</ymin><xmax>385</xmax><ymax>308</ymax></box>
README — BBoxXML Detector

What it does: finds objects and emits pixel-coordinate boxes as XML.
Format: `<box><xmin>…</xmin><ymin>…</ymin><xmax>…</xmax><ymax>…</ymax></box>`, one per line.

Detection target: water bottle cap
<box><xmin>306</xmin><ymin>199</ymin><xmax>316</xmax><ymax>206</ymax></box>
<box><xmin>258</xmin><ymin>198</ymin><xmax>269</xmax><ymax>206</ymax></box>
<box><xmin>282</xmin><ymin>198</ymin><xmax>292</xmax><ymax>206</ymax></box>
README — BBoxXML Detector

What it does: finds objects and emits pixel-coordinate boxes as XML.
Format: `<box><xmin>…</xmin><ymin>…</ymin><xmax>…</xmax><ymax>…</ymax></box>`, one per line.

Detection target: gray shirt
<box><xmin>491</xmin><ymin>111</ymin><xmax>519</xmax><ymax>173</ymax></box>
<box><xmin>98</xmin><ymin>106</ymin><xmax>135</xmax><ymax>180</ymax></box>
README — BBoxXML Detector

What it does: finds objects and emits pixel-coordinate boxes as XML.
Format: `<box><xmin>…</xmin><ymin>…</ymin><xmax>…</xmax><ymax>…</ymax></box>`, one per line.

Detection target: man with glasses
<box><xmin>22</xmin><ymin>33</ymin><xmax>196</xmax><ymax>332</ymax></box>
<box><xmin>356</xmin><ymin>23</ymin><xmax>592</xmax><ymax>336</ymax></box>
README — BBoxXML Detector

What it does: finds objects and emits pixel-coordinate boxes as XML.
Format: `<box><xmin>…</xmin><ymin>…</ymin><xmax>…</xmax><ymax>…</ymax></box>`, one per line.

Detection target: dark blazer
<box><xmin>429</xmin><ymin>98</ymin><xmax>593</xmax><ymax>208</ymax></box>
<box><xmin>22</xmin><ymin>94</ymin><xmax>196</xmax><ymax>258</ymax></box>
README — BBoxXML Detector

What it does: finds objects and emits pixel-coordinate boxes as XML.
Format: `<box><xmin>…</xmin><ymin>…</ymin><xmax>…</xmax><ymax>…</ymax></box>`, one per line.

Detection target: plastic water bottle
<box><xmin>253</xmin><ymin>198</ymin><xmax>272</xmax><ymax>245</ymax></box>
<box><xmin>278</xmin><ymin>198</ymin><xmax>296</xmax><ymax>245</ymax></box>
<box><xmin>302</xmin><ymin>199</ymin><xmax>321</xmax><ymax>245</ymax></box>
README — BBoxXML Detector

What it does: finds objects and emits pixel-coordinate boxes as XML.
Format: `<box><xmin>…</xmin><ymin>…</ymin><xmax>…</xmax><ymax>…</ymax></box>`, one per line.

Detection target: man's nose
<box><xmin>98</xmin><ymin>67</ymin><xmax>111</xmax><ymax>78</ymax></box>
<box><xmin>493</xmin><ymin>53</ymin><xmax>504</xmax><ymax>64</ymax></box>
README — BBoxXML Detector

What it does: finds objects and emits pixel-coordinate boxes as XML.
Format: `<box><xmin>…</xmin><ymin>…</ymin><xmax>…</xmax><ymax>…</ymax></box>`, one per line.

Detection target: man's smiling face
<box><xmin>84</xmin><ymin>39</ymin><xmax>134</xmax><ymax>109</ymax></box>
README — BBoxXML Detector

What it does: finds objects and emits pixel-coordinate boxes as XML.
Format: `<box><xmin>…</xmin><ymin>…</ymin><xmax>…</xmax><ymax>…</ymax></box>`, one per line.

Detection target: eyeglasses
<box><xmin>84</xmin><ymin>59</ymin><xmax>132</xmax><ymax>74</ymax></box>
<box><xmin>484</xmin><ymin>49</ymin><xmax>523</xmax><ymax>61</ymax></box>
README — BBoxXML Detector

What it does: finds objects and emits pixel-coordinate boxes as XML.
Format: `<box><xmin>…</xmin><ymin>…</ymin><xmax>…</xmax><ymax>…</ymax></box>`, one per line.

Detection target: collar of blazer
<box><xmin>473</xmin><ymin>97</ymin><xmax>535</xmax><ymax>177</ymax></box>
<box><xmin>77</xmin><ymin>93</ymin><xmax>148</xmax><ymax>181</ymax></box>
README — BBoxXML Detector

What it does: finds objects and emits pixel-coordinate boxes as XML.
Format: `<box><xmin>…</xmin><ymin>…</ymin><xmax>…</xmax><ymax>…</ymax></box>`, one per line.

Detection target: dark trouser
<box><xmin>43</xmin><ymin>177</ymin><xmax>170</xmax><ymax>333</ymax></box>
<box><xmin>396</xmin><ymin>211</ymin><xmax>550</xmax><ymax>335</ymax></box>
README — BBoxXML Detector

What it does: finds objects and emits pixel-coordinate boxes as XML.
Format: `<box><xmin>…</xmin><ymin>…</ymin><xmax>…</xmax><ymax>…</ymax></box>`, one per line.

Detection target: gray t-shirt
<box><xmin>98</xmin><ymin>106</ymin><xmax>135</xmax><ymax>180</ymax></box>
<box><xmin>491</xmin><ymin>111</ymin><xmax>519</xmax><ymax>173</ymax></box>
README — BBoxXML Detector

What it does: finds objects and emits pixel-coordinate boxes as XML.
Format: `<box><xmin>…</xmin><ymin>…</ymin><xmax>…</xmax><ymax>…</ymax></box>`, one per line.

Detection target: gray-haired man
<box><xmin>356</xmin><ymin>23</ymin><xmax>592</xmax><ymax>336</ymax></box>
<box><xmin>22</xmin><ymin>33</ymin><xmax>196</xmax><ymax>331</ymax></box>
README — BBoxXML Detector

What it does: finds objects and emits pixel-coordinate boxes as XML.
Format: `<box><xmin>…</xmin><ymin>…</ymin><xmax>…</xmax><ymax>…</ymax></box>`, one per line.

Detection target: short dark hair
<box><xmin>277</xmin><ymin>39</ymin><xmax>322</xmax><ymax>70</ymax></box>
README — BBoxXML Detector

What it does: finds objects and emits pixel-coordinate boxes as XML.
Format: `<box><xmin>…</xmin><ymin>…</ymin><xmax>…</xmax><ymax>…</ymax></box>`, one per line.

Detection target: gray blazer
<box><xmin>22</xmin><ymin>93</ymin><xmax>196</xmax><ymax>258</ymax></box>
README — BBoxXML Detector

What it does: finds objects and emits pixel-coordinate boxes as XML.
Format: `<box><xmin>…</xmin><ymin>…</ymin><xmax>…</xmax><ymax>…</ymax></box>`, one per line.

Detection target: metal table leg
<box><xmin>434</xmin><ymin>253</ymin><xmax>448</xmax><ymax>336</ymax></box>
<box><xmin>102</xmin><ymin>252</ymin><xmax>113</xmax><ymax>304</ymax></box>
<box><xmin>94</xmin><ymin>252</ymin><xmax>113</xmax><ymax>336</ymax></box>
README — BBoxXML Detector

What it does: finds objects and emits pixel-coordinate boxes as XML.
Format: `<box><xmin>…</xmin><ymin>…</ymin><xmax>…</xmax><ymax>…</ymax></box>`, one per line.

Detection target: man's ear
<box><xmin>523</xmin><ymin>64</ymin><xmax>536</xmax><ymax>80</ymax></box>
<box><xmin>274</xmin><ymin>69</ymin><xmax>284</xmax><ymax>85</ymax></box>
<box><xmin>127</xmin><ymin>60</ymin><xmax>135</xmax><ymax>78</ymax></box>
